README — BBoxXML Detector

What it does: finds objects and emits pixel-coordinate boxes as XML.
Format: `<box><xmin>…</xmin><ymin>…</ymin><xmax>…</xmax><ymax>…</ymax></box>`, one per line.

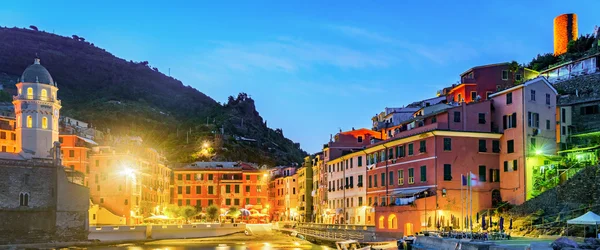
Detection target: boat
<box><xmin>335</xmin><ymin>240</ymin><xmax>371</xmax><ymax>250</ymax></box>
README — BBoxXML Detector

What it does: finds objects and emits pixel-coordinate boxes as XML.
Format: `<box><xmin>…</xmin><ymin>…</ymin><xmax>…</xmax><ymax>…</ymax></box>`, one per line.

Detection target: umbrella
<box><xmin>499</xmin><ymin>217</ymin><xmax>504</xmax><ymax>231</ymax></box>
<box><xmin>240</xmin><ymin>209</ymin><xmax>251</xmax><ymax>217</ymax></box>
<box><xmin>482</xmin><ymin>214</ymin><xmax>487</xmax><ymax>230</ymax></box>
<box><xmin>509</xmin><ymin>218</ymin><xmax>513</xmax><ymax>230</ymax></box>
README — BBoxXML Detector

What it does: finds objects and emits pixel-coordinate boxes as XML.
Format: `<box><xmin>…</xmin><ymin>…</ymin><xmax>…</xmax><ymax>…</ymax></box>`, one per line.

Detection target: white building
<box><xmin>13</xmin><ymin>58</ymin><xmax>61</xmax><ymax>158</ymax></box>
<box><xmin>326</xmin><ymin>152</ymin><xmax>368</xmax><ymax>225</ymax></box>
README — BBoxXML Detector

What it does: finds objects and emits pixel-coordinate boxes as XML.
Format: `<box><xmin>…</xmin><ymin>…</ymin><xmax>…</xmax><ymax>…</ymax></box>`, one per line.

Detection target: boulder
<box><xmin>584</xmin><ymin>238</ymin><xmax>600</xmax><ymax>247</ymax></box>
<box><xmin>551</xmin><ymin>237</ymin><xmax>579</xmax><ymax>250</ymax></box>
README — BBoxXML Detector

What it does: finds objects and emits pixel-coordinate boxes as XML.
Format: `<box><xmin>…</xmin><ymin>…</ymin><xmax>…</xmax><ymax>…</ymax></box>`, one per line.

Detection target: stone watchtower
<box><xmin>13</xmin><ymin>58</ymin><xmax>61</xmax><ymax>158</ymax></box>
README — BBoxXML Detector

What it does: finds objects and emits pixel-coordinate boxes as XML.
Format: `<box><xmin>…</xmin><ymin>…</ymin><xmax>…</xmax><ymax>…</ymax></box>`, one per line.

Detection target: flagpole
<box><xmin>470</xmin><ymin>171</ymin><xmax>473</xmax><ymax>236</ymax></box>
<box><xmin>461</xmin><ymin>174</ymin><xmax>464</xmax><ymax>232</ymax></box>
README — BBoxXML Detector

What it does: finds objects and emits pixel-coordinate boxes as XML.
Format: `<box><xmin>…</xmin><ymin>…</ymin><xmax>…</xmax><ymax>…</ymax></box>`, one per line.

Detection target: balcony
<box><xmin>14</xmin><ymin>95</ymin><xmax>61</xmax><ymax>105</ymax></box>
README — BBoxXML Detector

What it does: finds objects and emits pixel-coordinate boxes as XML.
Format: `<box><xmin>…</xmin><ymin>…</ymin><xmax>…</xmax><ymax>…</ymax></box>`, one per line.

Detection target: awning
<box><xmin>390</xmin><ymin>187</ymin><xmax>429</xmax><ymax>197</ymax></box>
<box><xmin>567</xmin><ymin>211</ymin><xmax>600</xmax><ymax>225</ymax></box>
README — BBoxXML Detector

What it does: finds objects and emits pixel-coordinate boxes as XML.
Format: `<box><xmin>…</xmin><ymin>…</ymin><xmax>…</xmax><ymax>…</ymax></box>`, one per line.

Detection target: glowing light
<box><xmin>535</xmin><ymin>149</ymin><xmax>543</xmax><ymax>155</ymax></box>
<box><xmin>202</xmin><ymin>141</ymin><xmax>210</xmax><ymax>148</ymax></box>
<box><xmin>120</xmin><ymin>167</ymin><xmax>135</xmax><ymax>177</ymax></box>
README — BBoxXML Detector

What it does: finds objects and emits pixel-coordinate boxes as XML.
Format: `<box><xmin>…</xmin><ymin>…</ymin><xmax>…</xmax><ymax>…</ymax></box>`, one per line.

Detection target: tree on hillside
<box><xmin>509</xmin><ymin>60</ymin><xmax>520</xmax><ymax>85</ymax></box>
<box><xmin>29</xmin><ymin>25</ymin><xmax>38</xmax><ymax>31</ymax></box>
<box><xmin>527</xmin><ymin>53</ymin><xmax>559</xmax><ymax>72</ymax></box>
<box><xmin>567</xmin><ymin>34</ymin><xmax>595</xmax><ymax>54</ymax></box>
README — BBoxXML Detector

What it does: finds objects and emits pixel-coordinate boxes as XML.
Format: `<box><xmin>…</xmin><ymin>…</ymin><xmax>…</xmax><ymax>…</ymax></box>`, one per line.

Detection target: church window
<box><xmin>41</xmin><ymin>89</ymin><xmax>48</xmax><ymax>100</ymax></box>
<box><xmin>42</xmin><ymin>117</ymin><xmax>48</xmax><ymax>129</ymax></box>
<box><xmin>27</xmin><ymin>88</ymin><xmax>33</xmax><ymax>99</ymax></box>
<box><xmin>26</xmin><ymin>116</ymin><xmax>32</xmax><ymax>128</ymax></box>
<box><xmin>19</xmin><ymin>192</ymin><xmax>29</xmax><ymax>206</ymax></box>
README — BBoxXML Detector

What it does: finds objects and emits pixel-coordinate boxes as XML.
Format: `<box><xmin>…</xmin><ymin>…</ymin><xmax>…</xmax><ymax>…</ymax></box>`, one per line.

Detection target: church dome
<box><xmin>21</xmin><ymin>58</ymin><xmax>55</xmax><ymax>85</ymax></box>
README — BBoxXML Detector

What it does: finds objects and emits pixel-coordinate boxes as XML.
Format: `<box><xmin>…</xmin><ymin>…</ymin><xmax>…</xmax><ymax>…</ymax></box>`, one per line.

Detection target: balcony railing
<box><xmin>14</xmin><ymin>95</ymin><xmax>61</xmax><ymax>104</ymax></box>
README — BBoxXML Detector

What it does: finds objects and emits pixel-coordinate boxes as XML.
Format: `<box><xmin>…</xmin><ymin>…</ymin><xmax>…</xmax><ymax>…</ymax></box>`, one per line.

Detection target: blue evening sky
<box><xmin>1</xmin><ymin>1</ymin><xmax>598</xmax><ymax>153</ymax></box>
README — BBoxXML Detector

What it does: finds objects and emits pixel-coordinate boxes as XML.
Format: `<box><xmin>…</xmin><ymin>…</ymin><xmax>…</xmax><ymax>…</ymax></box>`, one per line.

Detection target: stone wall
<box><xmin>0</xmin><ymin>159</ymin><xmax>89</xmax><ymax>244</ymax></box>
<box><xmin>509</xmin><ymin>165</ymin><xmax>600</xmax><ymax>217</ymax></box>
<box><xmin>556</xmin><ymin>73</ymin><xmax>600</xmax><ymax>135</ymax></box>
<box><xmin>56</xmin><ymin>166</ymin><xmax>89</xmax><ymax>241</ymax></box>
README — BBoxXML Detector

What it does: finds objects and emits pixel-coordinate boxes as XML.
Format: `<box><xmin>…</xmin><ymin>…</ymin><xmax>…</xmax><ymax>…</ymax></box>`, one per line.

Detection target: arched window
<box><xmin>26</xmin><ymin>116</ymin><xmax>32</xmax><ymax>128</ymax></box>
<box><xmin>388</xmin><ymin>214</ymin><xmax>398</xmax><ymax>229</ymax></box>
<box><xmin>41</xmin><ymin>89</ymin><xmax>48</xmax><ymax>100</ymax></box>
<box><xmin>18</xmin><ymin>88</ymin><xmax>22</xmax><ymax>95</ymax></box>
<box><xmin>19</xmin><ymin>192</ymin><xmax>29</xmax><ymax>206</ymax></box>
<box><xmin>42</xmin><ymin>117</ymin><xmax>48</xmax><ymax>129</ymax></box>
<box><xmin>378</xmin><ymin>216</ymin><xmax>385</xmax><ymax>229</ymax></box>
<box><xmin>27</xmin><ymin>87</ymin><xmax>33</xmax><ymax>99</ymax></box>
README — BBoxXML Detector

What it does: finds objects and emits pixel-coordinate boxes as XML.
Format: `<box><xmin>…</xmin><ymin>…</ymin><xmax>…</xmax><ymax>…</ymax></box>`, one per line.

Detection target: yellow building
<box><xmin>88</xmin><ymin>142</ymin><xmax>171</xmax><ymax>225</ymax></box>
<box><xmin>0</xmin><ymin>116</ymin><xmax>17</xmax><ymax>153</ymax></box>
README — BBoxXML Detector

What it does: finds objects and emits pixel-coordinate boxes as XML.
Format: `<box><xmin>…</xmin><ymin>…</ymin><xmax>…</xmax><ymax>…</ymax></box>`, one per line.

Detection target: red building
<box><xmin>171</xmin><ymin>162</ymin><xmax>269</xmax><ymax>212</ymax></box>
<box><xmin>446</xmin><ymin>63</ymin><xmax>538</xmax><ymax>104</ymax></box>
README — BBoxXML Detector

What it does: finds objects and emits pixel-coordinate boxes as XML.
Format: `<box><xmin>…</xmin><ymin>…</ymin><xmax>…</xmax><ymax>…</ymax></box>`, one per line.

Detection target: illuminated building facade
<box><xmin>59</xmin><ymin>134</ymin><xmax>95</xmax><ymax>186</ymax></box>
<box><xmin>88</xmin><ymin>144</ymin><xmax>171</xmax><ymax>225</ymax></box>
<box><xmin>365</xmin><ymin>101</ymin><xmax>501</xmax><ymax>236</ymax></box>
<box><xmin>13</xmin><ymin>58</ymin><xmax>61</xmax><ymax>158</ymax></box>
<box><xmin>311</xmin><ymin>153</ymin><xmax>327</xmax><ymax>223</ymax></box>
<box><xmin>171</xmin><ymin>162</ymin><xmax>269</xmax><ymax>212</ymax></box>
<box><xmin>0</xmin><ymin>116</ymin><xmax>17</xmax><ymax>153</ymax></box>
<box><xmin>489</xmin><ymin>77</ymin><xmax>558</xmax><ymax>203</ymax></box>
<box><xmin>554</xmin><ymin>13</ymin><xmax>578</xmax><ymax>56</ymax></box>
<box><xmin>297</xmin><ymin>156</ymin><xmax>313</xmax><ymax>222</ymax></box>
<box><xmin>269</xmin><ymin>165</ymin><xmax>298</xmax><ymax>221</ymax></box>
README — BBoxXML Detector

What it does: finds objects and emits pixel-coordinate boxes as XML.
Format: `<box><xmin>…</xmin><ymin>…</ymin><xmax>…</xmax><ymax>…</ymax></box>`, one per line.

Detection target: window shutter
<box><xmin>503</xmin><ymin>115</ymin><xmax>507</xmax><ymax>129</ymax></box>
<box><xmin>504</xmin><ymin>161</ymin><xmax>508</xmax><ymax>172</ymax></box>
<box><xmin>511</xmin><ymin>113</ymin><xmax>517</xmax><ymax>127</ymax></box>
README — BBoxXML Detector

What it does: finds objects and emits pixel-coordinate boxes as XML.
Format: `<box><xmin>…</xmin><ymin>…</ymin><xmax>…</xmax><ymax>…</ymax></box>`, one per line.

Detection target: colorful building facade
<box><xmin>88</xmin><ymin>144</ymin><xmax>171</xmax><ymax>225</ymax></box>
<box><xmin>171</xmin><ymin>162</ymin><xmax>268</xmax><ymax>212</ymax></box>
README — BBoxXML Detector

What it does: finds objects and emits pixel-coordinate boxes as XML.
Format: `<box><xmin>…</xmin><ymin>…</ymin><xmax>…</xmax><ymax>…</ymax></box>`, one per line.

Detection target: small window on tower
<box><xmin>27</xmin><ymin>88</ymin><xmax>33</xmax><ymax>99</ymax></box>
<box><xmin>42</xmin><ymin>117</ymin><xmax>48</xmax><ymax>129</ymax></box>
<box><xmin>41</xmin><ymin>89</ymin><xmax>48</xmax><ymax>100</ymax></box>
<box><xmin>26</xmin><ymin>116</ymin><xmax>32</xmax><ymax>128</ymax></box>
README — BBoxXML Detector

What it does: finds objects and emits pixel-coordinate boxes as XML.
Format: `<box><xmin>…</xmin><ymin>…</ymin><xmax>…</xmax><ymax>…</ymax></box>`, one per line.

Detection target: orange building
<box><xmin>88</xmin><ymin>144</ymin><xmax>171</xmax><ymax>225</ymax></box>
<box><xmin>0</xmin><ymin>116</ymin><xmax>17</xmax><ymax>153</ymax></box>
<box><xmin>171</xmin><ymin>162</ymin><xmax>269</xmax><ymax>213</ymax></box>
<box><xmin>59</xmin><ymin>134</ymin><xmax>96</xmax><ymax>186</ymax></box>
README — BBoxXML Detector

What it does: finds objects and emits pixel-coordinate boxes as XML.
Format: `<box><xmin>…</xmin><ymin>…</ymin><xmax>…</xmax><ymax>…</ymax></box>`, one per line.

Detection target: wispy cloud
<box><xmin>196</xmin><ymin>38</ymin><xmax>395</xmax><ymax>75</ymax></box>
<box><xmin>327</xmin><ymin>24</ymin><xmax>480</xmax><ymax>65</ymax></box>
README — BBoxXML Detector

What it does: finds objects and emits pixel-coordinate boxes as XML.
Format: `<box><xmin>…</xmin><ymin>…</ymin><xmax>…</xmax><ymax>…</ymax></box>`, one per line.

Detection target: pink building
<box><xmin>489</xmin><ymin>77</ymin><xmax>558</xmax><ymax>204</ymax></box>
<box><xmin>363</xmin><ymin>101</ymin><xmax>502</xmax><ymax>236</ymax></box>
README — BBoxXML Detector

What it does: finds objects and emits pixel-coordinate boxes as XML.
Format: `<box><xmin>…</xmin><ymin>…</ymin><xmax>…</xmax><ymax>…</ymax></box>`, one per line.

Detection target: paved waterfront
<box><xmin>84</xmin><ymin>231</ymin><xmax>334</xmax><ymax>250</ymax></box>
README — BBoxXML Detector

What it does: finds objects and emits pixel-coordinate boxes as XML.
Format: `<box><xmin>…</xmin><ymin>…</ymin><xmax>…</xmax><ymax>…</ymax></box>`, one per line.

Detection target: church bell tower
<box><xmin>13</xmin><ymin>58</ymin><xmax>61</xmax><ymax>158</ymax></box>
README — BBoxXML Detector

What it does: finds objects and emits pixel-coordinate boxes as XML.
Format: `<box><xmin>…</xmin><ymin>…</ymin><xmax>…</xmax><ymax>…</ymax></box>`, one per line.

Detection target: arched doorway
<box><xmin>388</xmin><ymin>214</ymin><xmax>397</xmax><ymax>229</ymax></box>
<box><xmin>404</xmin><ymin>223</ymin><xmax>414</xmax><ymax>236</ymax></box>
<box><xmin>378</xmin><ymin>216</ymin><xmax>385</xmax><ymax>229</ymax></box>
<box><xmin>492</xmin><ymin>189</ymin><xmax>501</xmax><ymax>207</ymax></box>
